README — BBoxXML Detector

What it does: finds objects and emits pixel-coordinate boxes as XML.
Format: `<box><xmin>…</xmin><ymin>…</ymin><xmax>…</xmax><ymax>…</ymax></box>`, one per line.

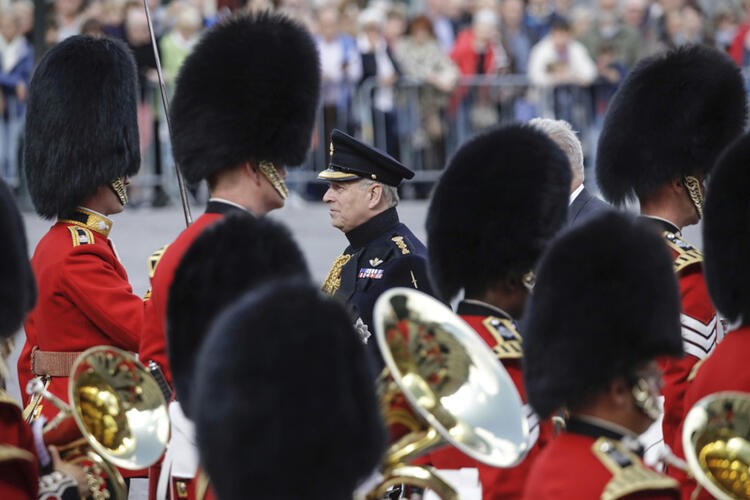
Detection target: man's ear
<box><xmin>244</xmin><ymin>161</ymin><xmax>261</xmax><ymax>184</ymax></box>
<box><xmin>608</xmin><ymin>377</ymin><xmax>632</xmax><ymax>409</ymax></box>
<box><xmin>368</xmin><ymin>183</ymin><xmax>383</xmax><ymax>209</ymax></box>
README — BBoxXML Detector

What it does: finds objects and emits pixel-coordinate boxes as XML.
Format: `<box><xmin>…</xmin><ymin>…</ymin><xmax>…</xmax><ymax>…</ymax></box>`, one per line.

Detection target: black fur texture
<box><xmin>24</xmin><ymin>36</ymin><xmax>140</xmax><ymax>218</ymax></box>
<box><xmin>170</xmin><ymin>13</ymin><xmax>322</xmax><ymax>184</ymax></box>
<box><xmin>704</xmin><ymin>133</ymin><xmax>750</xmax><ymax>325</ymax></box>
<box><xmin>167</xmin><ymin>214</ymin><xmax>310</xmax><ymax>417</ymax></box>
<box><xmin>193</xmin><ymin>281</ymin><xmax>386</xmax><ymax>500</ymax></box>
<box><xmin>0</xmin><ymin>179</ymin><xmax>35</xmax><ymax>337</ymax></box>
<box><xmin>426</xmin><ymin>124</ymin><xmax>571</xmax><ymax>302</ymax></box>
<box><xmin>596</xmin><ymin>44</ymin><xmax>746</xmax><ymax>205</ymax></box>
<box><xmin>523</xmin><ymin>212</ymin><xmax>683</xmax><ymax>419</ymax></box>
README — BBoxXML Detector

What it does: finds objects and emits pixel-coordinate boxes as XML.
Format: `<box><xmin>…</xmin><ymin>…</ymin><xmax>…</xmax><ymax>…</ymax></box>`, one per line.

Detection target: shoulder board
<box><xmin>67</xmin><ymin>225</ymin><xmax>94</xmax><ymax>247</ymax></box>
<box><xmin>390</xmin><ymin>235</ymin><xmax>412</xmax><ymax>255</ymax></box>
<box><xmin>663</xmin><ymin>231</ymin><xmax>702</xmax><ymax>273</ymax></box>
<box><xmin>148</xmin><ymin>244</ymin><xmax>170</xmax><ymax>279</ymax></box>
<box><xmin>593</xmin><ymin>437</ymin><xmax>679</xmax><ymax>500</ymax></box>
<box><xmin>0</xmin><ymin>444</ymin><xmax>34</xmax><ymax>464</ymax></box>
<box><xmin>483</xmin><ymin>316</ymin><xmax>523</xmax><ymax>360</ymax></box>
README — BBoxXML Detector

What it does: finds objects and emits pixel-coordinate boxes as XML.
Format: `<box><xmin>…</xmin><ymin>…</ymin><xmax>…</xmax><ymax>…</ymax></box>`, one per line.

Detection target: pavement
<box><xmin>11</xmin><ymin>192</ymin><xmax>702</xmax><ymax>405</ymax></box>
<box><xmin>21</xmin><ymin>194</ymin><xmax>431</xmax><ymax>297</ymax></box>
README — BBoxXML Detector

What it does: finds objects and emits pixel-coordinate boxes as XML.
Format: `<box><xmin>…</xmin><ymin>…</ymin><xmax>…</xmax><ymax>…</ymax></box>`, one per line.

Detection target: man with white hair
<box><xmin>320</xmin><ymin>129</ymin><xmax>432</xmax><ymax>367</ymax></box>
<box><xmin>529</xmin><ymin>117</ymin><xmax>609</xmax><ymax>226</ymax></box>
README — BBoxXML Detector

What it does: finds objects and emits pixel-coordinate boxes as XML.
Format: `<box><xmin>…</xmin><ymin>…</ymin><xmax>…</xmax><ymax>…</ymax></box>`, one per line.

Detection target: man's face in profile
<box><xmin>323</xmin><ymin>179</ymin><xmax>373</xmax><ymax>233</ymax></box>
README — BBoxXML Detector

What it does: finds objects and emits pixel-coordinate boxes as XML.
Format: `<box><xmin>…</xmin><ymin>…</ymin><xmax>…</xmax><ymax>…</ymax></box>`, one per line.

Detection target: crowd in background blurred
<box><xmin>1</xmin><ymin>0</ymin><xmax>749</xmax><ymax>203</ymax></box>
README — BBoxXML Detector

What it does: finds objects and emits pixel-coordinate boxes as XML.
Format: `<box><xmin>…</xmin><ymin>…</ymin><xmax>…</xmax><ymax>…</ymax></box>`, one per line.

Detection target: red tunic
<box><xmin>659</xmin><ymin>231</ymin><xmax>720</xmax><ymax>454</ymax></box>
<box><xmin>139</xmin><ymin>201</ymin><xmax>243</xmax><ymax>500</ymax></box>
<box><xmin>139</xmin><ymin>206</ymin><xmax>233</xmax><ymax>385</ymax></box>
<box><xmin>523</xmin><ymin>425</ymin><xmax>679</xmax><ymax>500</ymax></box>
<box><xmin>18</xmin><ymin>210</ymin><xmax>143</xmax><ymax>419</ymax></box>
<box><xmin>670</xmin><ymin>325</ymin><xmax>750</xmax><ymax>499</ymax></box>
<box><xmin>422</xmin><ymin>301</ymin><xmax>550</xmax><ymax>500</ymax></box>
<box><xmin>0</xmin><ymin>390</ymin><xmax>38</xmax><ymax>499</ymax></box>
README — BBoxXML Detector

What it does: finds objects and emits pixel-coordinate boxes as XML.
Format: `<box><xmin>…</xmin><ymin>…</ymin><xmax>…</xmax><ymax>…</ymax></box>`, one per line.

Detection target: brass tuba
<box><xmin>27</xmin><ymin>346</ymin><xmax>170</xmax><ymax>500</ymax></box>
<box><xmin>682</xmin><ymin>391</ymin><xmax>750</xmax><ymax>499</ymax></box>
<box><xmin>368</xmin><ymin>288</ymin><xmax>529</xmax><ymax>499</ymax></box>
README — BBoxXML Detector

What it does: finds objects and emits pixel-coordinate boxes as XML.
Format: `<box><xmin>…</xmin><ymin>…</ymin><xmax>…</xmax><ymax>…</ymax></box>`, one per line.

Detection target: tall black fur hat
<box><xmin>523</xmin><ymin>212</ymin><xmax>682</xmax><ymax>419</ymax></box>
<box><xmin>167</xmin><ymin>213</ymin><xmax>309</xmax><ymax>417</ymax></box>
<box><xmin>193</xmin><ymin>281</ymin><xmax>386</xmax><ymax>500</ymax></box>
<box><xmin>596</xmin><ymin>44</ymin><xmax>746</xmax><ymax>205</ymax></box>
<box><xmin>426</xmin><ymin>124</ymin><xmax>571</xmax><ymax>302</ymax></box>
<box><xmin>24</xmin><ymin>36</ymin><xmax>140</xmax><ymax>219</ymax></box>
<box><xmin>0</xmin><ymin>180</ymin><xmax>35</xmax><ymax>337</ymax></box>
<box><xmin>171</xmin><ymin>13</ymin><xmax>321</xmax><ymax>184</ymax></box>
<box><xmin>704</xmin><ymin>133</ymin><xmax>750</xmax><ymax>326</ymax></box>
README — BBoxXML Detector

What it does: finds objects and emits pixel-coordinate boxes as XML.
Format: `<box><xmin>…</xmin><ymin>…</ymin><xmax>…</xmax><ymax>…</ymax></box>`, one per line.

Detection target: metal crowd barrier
<box><xmin>291</xmin><ymin>75</ymin><xmax>598</xmax><ymax>199</ymax></box>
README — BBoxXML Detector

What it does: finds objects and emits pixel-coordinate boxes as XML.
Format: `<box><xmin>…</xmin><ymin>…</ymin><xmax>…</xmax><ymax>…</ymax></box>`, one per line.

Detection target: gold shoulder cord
<box><xmin>321</xmin><ymin>254</ymin><xmax>352</xmax><ymax>295</ymax></box>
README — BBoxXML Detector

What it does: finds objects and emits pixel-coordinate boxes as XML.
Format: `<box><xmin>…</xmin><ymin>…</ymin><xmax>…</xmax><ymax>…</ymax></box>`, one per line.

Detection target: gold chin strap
<box><xmin>110</xmin><ymin>179</ymin><xmax>128</xmax><ymax>206</ymax></box>
<box><xmin>522</xmin><ymin>271</ymin><xmax>535</xmax><ymax>293</ymax></box>
<box><xmin>258</xmin><ymin>161</ymin><xmax>289</xmax><ymax>200</ymax></box>
<box><xmin>682</xmin><ymin>176</ymin><xmax>704</xmax><ymax>220</ymax></box>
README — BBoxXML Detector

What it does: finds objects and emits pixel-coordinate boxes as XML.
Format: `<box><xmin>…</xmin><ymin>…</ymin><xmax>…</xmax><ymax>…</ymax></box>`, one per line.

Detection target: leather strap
<box><xmin>31</xmin><ymin>348</ymin><xmax>81</xmax><ymax>377</ymax></box>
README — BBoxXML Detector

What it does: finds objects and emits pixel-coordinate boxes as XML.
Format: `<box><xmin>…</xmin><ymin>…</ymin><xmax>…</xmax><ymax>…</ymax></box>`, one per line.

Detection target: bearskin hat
<box><xmin>167</xmin><ymin>213</ymin><xmax>309</xmax><ymax>417</ymax></box>
<box><xmin>193</xmin><ymin>281</ymin><xmax>386</xmax><ymax>500</ymax></box>
<box><xmin>426</xmin><ymin>124</ymin><xmax>571</xmax><ymax>302</ymax></box>
<box><xmin>24</xmin><ymin>36</ymin><xmax>140</xmax><ymax>219</ymax></box>
<box><xmin>0</xmin><ymin>180</ymin><xmax>35</xmax><ymax>337</ymax></box>
<box><xmin>523</xmin><ymin>212</ymin><xmax>682</xmax><ymax>419</ymax></box>
<box><xmin>170</xmin><ymin>13</ymin><xmax>321</xmax><ymax>184</ymax></box>
<box><xmin>596</xmin><ymin>44</ymin><xmax>746</xmax><ymax>205</ymax></box>
<box><xmin>704</xmin><ymin>133</ymin><xmax>750</xmax><ymax>326</ymax></box>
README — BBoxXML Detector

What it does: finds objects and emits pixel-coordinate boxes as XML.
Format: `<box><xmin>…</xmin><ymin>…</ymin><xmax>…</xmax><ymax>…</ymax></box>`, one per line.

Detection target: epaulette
<box><xmin>593</xmin><ymin>437</ymin><xmax>679</xmax><ymax>500</ymax></box>
<box><xmin>390</xmin><ymin>235</ymin><xmax>412</xmax><ymax>255</ymax></box>
<box><xmin>67</xmin><ymin>225</ymin><xmax>94</xmax><ymax>247</ymax></box>
<box><xmin>483</xmin><ymin>316</ymin><xmax>523</xmax><ymax>359</ymax></box>
<box><xmin>663</xmin><ymin>231</ymin><xmax>702</xmax><ymax>273</ymax></box>
<box><xmin>148</xmin><ymin>244</ymin><xmax>170</xmax><ymax>279</ymax></box>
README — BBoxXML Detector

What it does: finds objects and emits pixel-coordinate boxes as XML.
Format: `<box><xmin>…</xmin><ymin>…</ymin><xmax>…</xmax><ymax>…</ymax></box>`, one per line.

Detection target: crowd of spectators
<box><xmin>1</xmin><ymin>0</ymin><xmax>749</xmax><ymax>201</ymax></box>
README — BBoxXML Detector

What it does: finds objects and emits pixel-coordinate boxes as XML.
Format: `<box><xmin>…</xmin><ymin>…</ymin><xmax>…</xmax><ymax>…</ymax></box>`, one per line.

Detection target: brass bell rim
<box><xmin>374</xmin><ymin>287</ymin><xmax>530</xmax><ymax>469</ymax></box>
<box><xmin>68</xmin><ymin>345</ymin><xmax>170</xmax><ymax>470</ymax></box>
<box><xmin>682</xmin><ymin>390</ymin><xmax>750</xmax><ymax>500</ymax></box>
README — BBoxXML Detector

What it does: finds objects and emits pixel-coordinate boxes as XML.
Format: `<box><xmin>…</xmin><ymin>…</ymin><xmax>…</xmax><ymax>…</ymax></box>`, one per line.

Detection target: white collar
<box><xmin>569</xmin><ymin>184</ymin><xmax>584</xmax><ymax>205</ymax></box>
<box><xmin>208</xmin><ymin>197</ymin><xmax>250</xmax><ymax>213</ymax></box>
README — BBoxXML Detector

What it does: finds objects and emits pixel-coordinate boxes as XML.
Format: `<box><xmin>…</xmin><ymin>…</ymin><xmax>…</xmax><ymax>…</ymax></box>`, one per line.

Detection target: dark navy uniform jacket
<box><xmin>328</xmin><ymin>206</ymin><xmax>433</xmax><ymax>361</ymax></box>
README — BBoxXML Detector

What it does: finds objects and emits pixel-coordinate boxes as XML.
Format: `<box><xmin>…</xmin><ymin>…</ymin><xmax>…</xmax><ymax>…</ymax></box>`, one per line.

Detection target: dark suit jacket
<box><xmin>567</xmin><ymin>186</ymin><xmax>610</xmax><ymax>227</ymax></box>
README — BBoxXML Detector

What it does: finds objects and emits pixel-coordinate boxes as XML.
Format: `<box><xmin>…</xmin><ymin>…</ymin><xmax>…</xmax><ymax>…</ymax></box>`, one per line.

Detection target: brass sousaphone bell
<box><xmin>27</xmin><ymin>346</ymin><xmax>170</xmax><ymax>500</ymax></box>
<box><xmin>683</xmin><ymin>391</ymin><xmax>750</xmax><ymax>499</ymax></box>
<box><xmin>368</xmin><ymin>288</ymin><xmax>530</xmax><ymax>499</ymax></box>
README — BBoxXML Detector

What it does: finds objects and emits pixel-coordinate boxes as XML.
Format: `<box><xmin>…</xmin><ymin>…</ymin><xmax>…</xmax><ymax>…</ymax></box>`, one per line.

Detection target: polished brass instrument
<box><xmin>27</xmin><ymin>346</ymin><xmax>170</xmax><ymax>500</ymax></box>
<box><xmin>683</xmin><ymin>391</ymin><xmax>750</xmax><ymax>499</ymax></box>
<box><xmin>368</xmin><ymin>288</ymin><xmax>529</xmax><ymax>499</ymax></box>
